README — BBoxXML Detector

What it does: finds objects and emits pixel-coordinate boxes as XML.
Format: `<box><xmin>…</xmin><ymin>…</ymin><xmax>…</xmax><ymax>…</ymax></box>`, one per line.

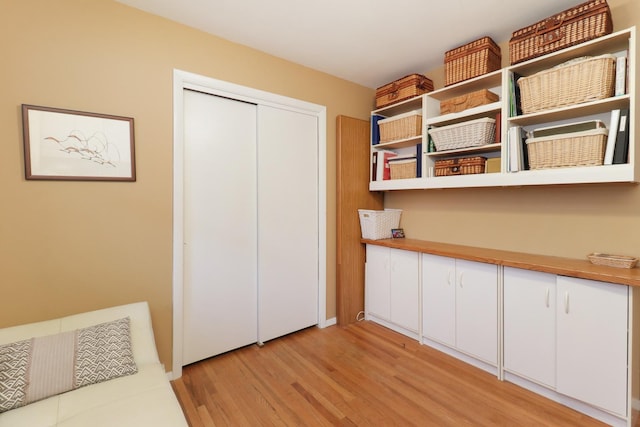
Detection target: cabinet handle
<box><xmin>459</xmin><ymin>272</ymin><xmax>464</xmax><ymax>288</ymax></box>
<box><xmin>545</xmin><ymin>288</ymin><xmax>550</xmax><ymax>308</ymax></box>
<box><xmin>564</xmin><ymin>291</ymin><xmax>569</xmax><ymax>314</ymax></box>
<box><xmin>447</xmin><ymin>271</ymin><xmax>452</xmax><ymax>286</ymax></box>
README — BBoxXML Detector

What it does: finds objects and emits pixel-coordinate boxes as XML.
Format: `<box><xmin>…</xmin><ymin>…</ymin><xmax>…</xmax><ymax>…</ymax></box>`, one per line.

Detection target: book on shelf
<box><xmin>615</xmin><ymin>52</ymin><xmax>628</xmax><ymax>96</ymax></box>
<box><xmin>427</xmin><ymin>129</ymin><xmax>436</xmax><ymax>153</ymax></box>
<box><xmin>521</xmin><ymin>130</ymin><xmax>529</xmax><ymax>171</ymax></box>
<box><xmin>371</xmin><ymin>152</ymin><xmax>378</xmax><ymax>181</ymax></box>
<box><xmin>508</xmin><ymin>73</ymin><xmax>523</xmax><ymax>117</ymax></box>
<box><xmin>508</xmin><ymin>126</ymin><xmax>527</xmax><ymax>172</ymax></box>
<box><xmin>494</xmin><ymin>112</ymin><xmax>502</xmax><ymax>144</ymax></box>
<box><xmin>612</xmin><ymin>108</ymin><xmax>630</xmax><ymax>165</ymax></box>
<box><xmin>371</xmin><ymin>115</ymin><xmax>385</xmax><ymax>145</ymax></box>
<box><xmin>604</xmin><ymin>110</ymin><xmax>620</xmax><ymax>165</ymax></box>
<box><xmin>416</xmin><ymin>143</ymin><xmax>423</xmax><ymax>178</ymax></box>
<box><xmin>373</xmin><ymin>150</ymin><xmax>398</xmax><ymax>181</ymax></box>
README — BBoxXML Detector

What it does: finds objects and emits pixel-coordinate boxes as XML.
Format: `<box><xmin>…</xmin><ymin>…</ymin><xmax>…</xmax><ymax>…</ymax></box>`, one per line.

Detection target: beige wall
<box><xmin>0</xmin><ymin>0</ymin><xmax>373</xmax><ymax>370</ymax></box>
<box><xmin>388</xmin><ymin>0</ymin><xmax>640</xmax><ymax>260</ymax></box>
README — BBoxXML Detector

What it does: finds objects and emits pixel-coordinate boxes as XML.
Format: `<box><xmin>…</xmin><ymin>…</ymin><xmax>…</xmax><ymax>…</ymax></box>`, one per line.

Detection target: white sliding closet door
<box><xmin>182</xmin><ymin>90</ymin><xmax>258</xmax><ymax>365</ymax></box>
<box><xmin>257</xmin><ymin>105</ymin><xmax>319</xmax><ymax>343</ymax></box>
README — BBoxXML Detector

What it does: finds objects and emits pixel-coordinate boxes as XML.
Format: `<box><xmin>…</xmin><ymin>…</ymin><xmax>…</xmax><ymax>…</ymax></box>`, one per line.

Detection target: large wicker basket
<box><xmin>526</xmin><ymin>128</ymin><xmax>607</xmax><ymax>169</ymax></box>
<box><xmin>378</xmin><ymin>111</ymin><xmax>422</xmax><ymax>143</ymax></box>
<box><xmin>509</xmin><ymin>0</ymin><xmax>613</xmax><ymax>65</ymax></box>
<box><xmin>429</xmin><ymin>118</ymin><xmax>496</xmax><ymax>152</ymax></box>
<box><xmin>375</xmin><ymin>74</ymin><xmax>433</xmax><ymax>109</ymax></box>
<box><xmin>444</xmin><ymin>37</ymin><xmax>501</xmax><ymax>86</ymax></box>
<box><xmin>518</xmin><ymin>54</ymin><xmax>616</xmax><ymax>114</ymax></box>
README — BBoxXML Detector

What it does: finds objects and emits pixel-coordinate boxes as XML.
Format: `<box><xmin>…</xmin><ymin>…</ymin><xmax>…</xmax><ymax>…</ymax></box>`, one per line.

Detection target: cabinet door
<box><xmin>556</xmin><ymin>276</ymin><xmax>628</xmax><ymax>416</ymax></box>
<box><xmin>503</xmin><ymin>267</ymin><xmax>556</xmax><ymax>387</ymax></box>
<box><xmin>422</xmin><ymin>254</ymin><xmax>456</xmax><ymax>347</ymax></box>
<box><xmin>455</xmin><ymin>259</ymin><xmax>498</xmax><ymax>365</ymax></box>
<box><xmin>390</xmin><ymin>249</ymin><xmax>419</xmax><ymax>332</ymax></box>
<box><xmin>365</xmin><ymin>245</ymin><xmax>390</xmax><ymax>320</ymax></box>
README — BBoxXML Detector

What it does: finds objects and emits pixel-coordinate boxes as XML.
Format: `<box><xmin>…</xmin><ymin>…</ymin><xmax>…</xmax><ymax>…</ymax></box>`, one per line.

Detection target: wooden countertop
<box><xmin>362</xmin><ymin>238</ymin><xmax>640</xmax><ymax>288</ymax></box>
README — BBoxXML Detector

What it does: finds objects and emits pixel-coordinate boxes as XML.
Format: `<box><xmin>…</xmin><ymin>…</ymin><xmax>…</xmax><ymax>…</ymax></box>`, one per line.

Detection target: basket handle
<box><xmin>416</xmin><ymin>76</ymin><xmax>430</xmax><ymax>90</ymax></box>
<box><xmin>389</xmin><ymin>82</ymin><xmax>399</xmax><ymax>100</ymax></box>
<box><xmin>535</xmin><ymin>16</ymin><xmax>565</xmax><ymax>46</ymax></box>
<box><xmin>451</xmin><ymin>95</ymin><xmax>469</xmax><ymax>106</ymax></box>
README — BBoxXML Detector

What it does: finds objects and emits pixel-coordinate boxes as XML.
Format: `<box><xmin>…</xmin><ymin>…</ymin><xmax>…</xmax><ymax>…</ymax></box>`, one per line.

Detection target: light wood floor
<box><xmin>171</xmin><ymin>321</ymin><xmax>607</xmax><ymax>426</ymax></box>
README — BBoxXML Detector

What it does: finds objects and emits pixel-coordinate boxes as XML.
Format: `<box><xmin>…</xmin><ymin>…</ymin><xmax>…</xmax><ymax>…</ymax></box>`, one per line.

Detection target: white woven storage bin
<box><xmin>428</xmin><ymin>117</ymin><xmax>496</xmax><ymax>151</ymax></box>
<box><xmin>358</xmin><ymin>209</ymin><xmax>402</xmax><ymax>240</ymax></box>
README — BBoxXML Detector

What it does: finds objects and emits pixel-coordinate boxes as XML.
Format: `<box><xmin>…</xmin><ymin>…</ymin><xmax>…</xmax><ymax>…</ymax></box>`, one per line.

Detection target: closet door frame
<box><xmin>171</xmin><ymin>69</ymin><xmax>327</xmax><ymax>379</ymax></box>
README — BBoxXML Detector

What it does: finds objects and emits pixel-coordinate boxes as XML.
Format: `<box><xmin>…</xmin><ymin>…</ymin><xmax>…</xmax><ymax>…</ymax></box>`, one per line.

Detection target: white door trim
<box><xmin>172</xmin><ymin>69</ymin><xmax>327</xmax><ymax>379</ymax></box>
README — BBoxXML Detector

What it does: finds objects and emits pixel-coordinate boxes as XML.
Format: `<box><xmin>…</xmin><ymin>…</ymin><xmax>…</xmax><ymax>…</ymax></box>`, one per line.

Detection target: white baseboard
<box><xmin>504</xmin><ymin>372</ymin><xmax>627</xmax><ymax>427</ymax></box>
<box><xmin>322</xmin><ymin>317</ymin><xmax>337</xmax><ymax>327</ymax></box>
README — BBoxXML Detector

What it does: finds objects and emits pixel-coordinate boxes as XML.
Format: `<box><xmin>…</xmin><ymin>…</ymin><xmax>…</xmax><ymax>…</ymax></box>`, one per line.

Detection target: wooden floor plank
<box><xmin>172</xmin><ymin>321</ymin><xmax>608</xmax><ymax>427</ymax></box>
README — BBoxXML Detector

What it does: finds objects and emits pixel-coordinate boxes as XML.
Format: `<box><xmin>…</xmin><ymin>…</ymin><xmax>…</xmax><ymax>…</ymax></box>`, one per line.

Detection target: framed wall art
<box><xmin>22</xmin><ymin>104</ymin><xmax>136</xmax><ymax>181</ymax></box>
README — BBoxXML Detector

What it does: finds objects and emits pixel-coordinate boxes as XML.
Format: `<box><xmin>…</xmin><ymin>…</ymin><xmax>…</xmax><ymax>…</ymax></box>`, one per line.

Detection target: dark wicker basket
<box><xmin>509</xmin><ymin>0</ymin><xmax>613</xmax><ymax>64</ymax></box>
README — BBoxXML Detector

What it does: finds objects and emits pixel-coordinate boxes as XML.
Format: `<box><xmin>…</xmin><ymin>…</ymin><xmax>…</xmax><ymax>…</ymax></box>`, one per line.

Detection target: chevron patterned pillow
<box><xmin>0</xmin><ymin>317</ymin><xmax>137</xmax><ymax>413</ymax></box>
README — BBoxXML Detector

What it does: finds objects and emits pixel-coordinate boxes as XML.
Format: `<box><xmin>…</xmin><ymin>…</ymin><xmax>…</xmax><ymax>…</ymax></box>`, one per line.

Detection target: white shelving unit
<box><xmin>369</xmin><ymin>27</ymin><xmax>637</xmax><ymax>191</ymax></box>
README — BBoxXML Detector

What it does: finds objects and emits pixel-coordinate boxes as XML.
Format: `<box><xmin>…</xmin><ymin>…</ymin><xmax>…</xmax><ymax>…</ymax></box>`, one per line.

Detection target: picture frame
<box><xmin>391</xmin><ymin>228</ymin><xmax>405</xmax><ymax>239</ymax></box>
<box><xmin>22</xmin><ymin>104</ymin><xmax>136</xmax><ymax>181</ymax></box>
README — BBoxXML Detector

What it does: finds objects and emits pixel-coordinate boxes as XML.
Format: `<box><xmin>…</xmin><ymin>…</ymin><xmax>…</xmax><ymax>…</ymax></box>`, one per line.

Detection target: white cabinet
<box><xmin>503</xmin><ymin>267</ymin><xmax>556</xmax><ymax>388</ymax></box>
<box><xmin>422</xmin><ymin>254</ymin><xmax>498</xmax><ymax>365</ymax></box>
<box><xmin>366</xmin><ymin>244</ymin><xmax>391</xmax><ymax>320</ymax></box>
<box><xmin>365</xmin><ymin>245</ymin><xmax>419</xmax><ymax>336</ymax></box>
<box><xmin>369</xmin><ymin>27</ymin><xmax>636</xmax><ymax>191</ymax></box>
<box><xmin>390</xmin><ymin>249</ymin><xmax>420</xmax><ymax>332</ymax></box>
<box><xmin>422</xmin><ymin>254</ymin><xmax>455</xmax><ymax>346</ymax></box>
<box><xmin>364</xmin><ymin>240</ymin><xmax>634</xmax><ymax>425</ymax></box>
<box><xmin>556</xmin><ymin>276</ymin><xmax>628</xmax><ymax>417</ymax></box>
<box><xmin>503</xmin><ymin>269</ymin><xmax>629</xmax><ymax>418</ymax></box>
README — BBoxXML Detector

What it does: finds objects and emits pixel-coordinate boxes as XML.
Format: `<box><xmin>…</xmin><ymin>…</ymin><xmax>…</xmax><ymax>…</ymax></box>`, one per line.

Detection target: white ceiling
<box><xmin>116</xmin><ymin>0</ymin><xmax>583</xmax><ymax>88</ymax></box>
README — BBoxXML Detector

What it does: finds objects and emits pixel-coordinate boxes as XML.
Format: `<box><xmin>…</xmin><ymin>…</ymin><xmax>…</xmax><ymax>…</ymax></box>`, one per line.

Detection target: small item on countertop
<box><xmin>588</xmin><ymin>253</ymin><xmax>638</xmax><ymax>269</ymax></box>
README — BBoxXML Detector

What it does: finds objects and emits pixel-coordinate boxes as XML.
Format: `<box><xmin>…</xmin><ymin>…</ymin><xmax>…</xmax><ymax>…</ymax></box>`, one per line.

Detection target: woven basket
<box><xmin>375</xmin><ymin>74</ymin><xmax>434</xmax><ymax>109</ymax></box>
<box><xmin>440</xmin><ymin>89</ymin><xmax>499</xmax><ymax>115</ymax></box>
<box><xmin>435</xmin><ymin>156</ymin><xmax>487</xmax><ymax>176</ymax></box>
<box><xmin>509</xmin><ymin>0</ymin><xmax>613</xmax><ymax>65</ymax></box>
<box><xmin>526</xmin><ymin>128</ymin><xmax>607</xmax><ymax>169</ymax></box>
<box><xmin>389</xmin><ymin>158</ymin><xmax>417</xmax><ymax>179</ymax></box>
<box><xmin>429</xmin><ymin>118</ymin><xmax>496</xmax><ymax>152</ymax></box>
<box><xmin>358</xmin><ymin>209</ymin><xmax>402</xmax><ymax>240</ymax></box>
<box><xmin>379</xmin><ymin>112</ymin><xmax>422</xmax><ymax>143</ymax></box>
<box><xmin>518</xmin><ymin>54</ymin><xmax>615</xmax><ymax>114</ymax></box>
<box><xmin>444</xmin><ymin>37</ymin><xmax>501</xmax><ymax>86</ymax></box>
<box><xmin>588</xmin><ymin>253</ymin><xmax>638</xmax><ymax>269</ymax></box>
